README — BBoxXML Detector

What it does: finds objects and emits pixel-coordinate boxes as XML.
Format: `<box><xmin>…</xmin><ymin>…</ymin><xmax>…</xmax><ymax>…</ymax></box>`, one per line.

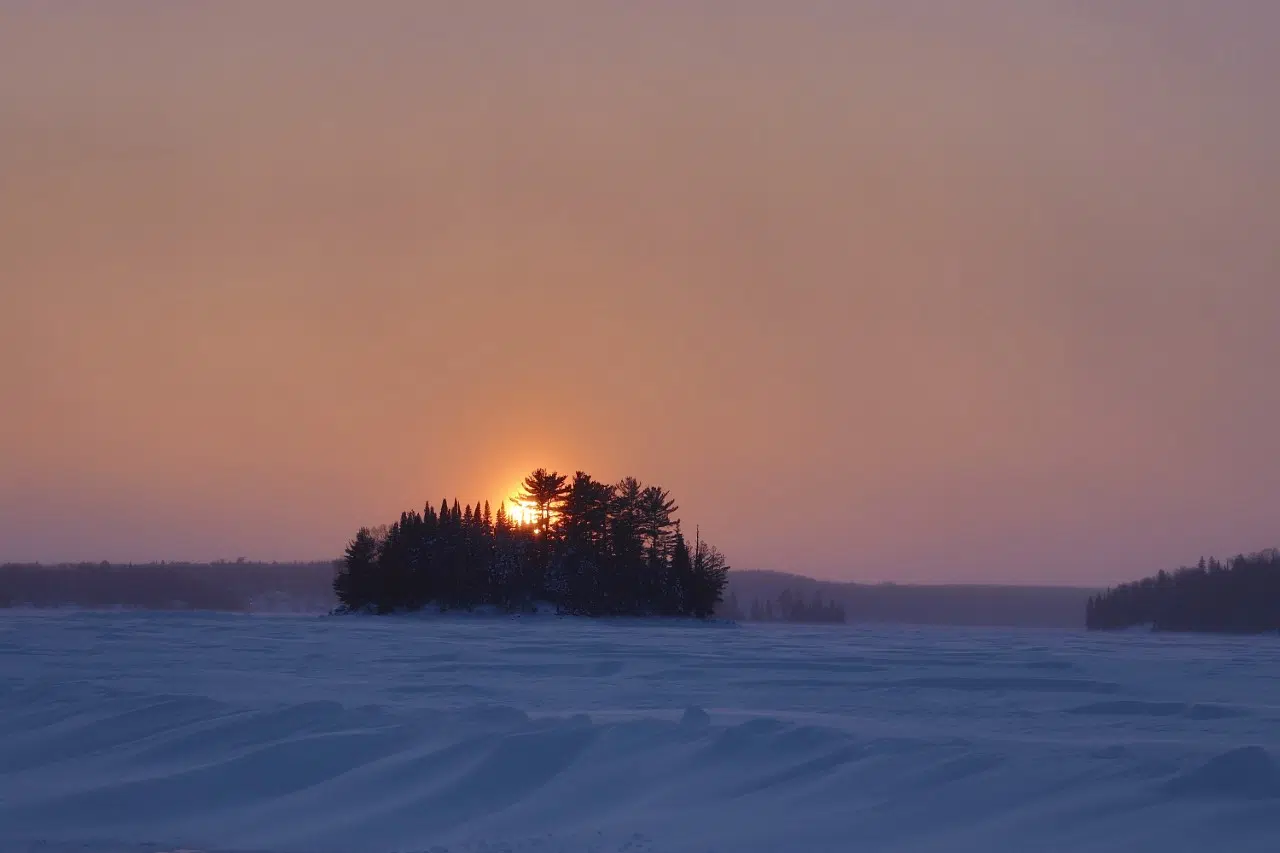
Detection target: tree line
<box><xmin>0</xmin><ymin>561</ymin><xmax>336</xmax><ymax>612</ymax></box>
<box><xmin>333</xmin><ymin>469</ymin><xmax>729</xmax><ymax>617</ymax></box>
<box><xmin>1086</xmin><ymin>548</ymin><xmax>1280</xmax><ymax>633</ymax></box>
<box><xmin>718</xmin><ymin>589</ymin><xmax>846</xmax><ymax>623</ymax></box>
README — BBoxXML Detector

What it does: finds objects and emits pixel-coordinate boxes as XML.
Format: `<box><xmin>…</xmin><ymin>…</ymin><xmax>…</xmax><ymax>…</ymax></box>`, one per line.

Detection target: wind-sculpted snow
<box><xmin>1</xmin><ymin>613</ymin><xmax>1278</xmax><ymax>853</ymax></box>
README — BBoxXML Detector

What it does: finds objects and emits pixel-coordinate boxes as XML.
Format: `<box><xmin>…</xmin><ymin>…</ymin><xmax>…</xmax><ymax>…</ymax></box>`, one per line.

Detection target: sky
<box><xmin>2</xmin><ymin>1</ymin><xmax>1277</xmax><ymax>585</ymax></box>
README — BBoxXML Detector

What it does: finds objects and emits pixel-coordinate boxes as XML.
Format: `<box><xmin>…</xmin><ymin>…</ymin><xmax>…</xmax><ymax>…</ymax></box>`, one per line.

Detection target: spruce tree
<box><xmin>609</xmin><ymin>478</ymin><xmax>645</xmax><ymax>612</ymax></box>
<box><xmin>668</xmin><ymin>528</ymin><xmax>693</xmax><ymax>615</ymax></box>
<box><xmin>333</xmin><ymin>527</ymin><xmax>380</xmax><ymax>612</ymax></box>
<box><xmin>690</xmin><ymin>532</ymin><xmax>729</xmax><ymax>618</ymax></box>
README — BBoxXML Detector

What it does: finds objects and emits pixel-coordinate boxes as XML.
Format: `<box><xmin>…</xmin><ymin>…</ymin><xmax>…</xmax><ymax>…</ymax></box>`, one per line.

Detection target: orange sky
<box><xmin>2</xmin><ymin>2</ymin><xmax>1277</xmax><ymax>584</ymax></box>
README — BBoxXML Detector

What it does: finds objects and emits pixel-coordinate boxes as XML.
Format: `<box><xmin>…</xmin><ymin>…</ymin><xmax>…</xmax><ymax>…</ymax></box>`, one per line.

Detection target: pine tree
<box><xmin>609</xmin><ymin>477</ymin><xmax>645</xmax><ymax>612</ymax></box>
<box><xmin>612</xmin><ymin>477</ymin><xmax>645</xmax><ymax>550</ymax></box>
<box><xmin>639</xmin><ymin>485</ymin><xmax>678</xmax><ymax>559</ymax></box>
<box><xmin>516</xmin><ymin>469</ymin><xmax>569</xmax><ymax>538</ymax></box>
<box><xmin>333</xmin><ymin>527</ymin><xmax>380</xmax><ymax>612</ymax></box>
<box><xmin>690</xmin><ymin>530</ymin><xmax>729</xmax><ymax>618</ymax></box>
<box><xmin>668</xmin><ymin>527</ymin><xmax>694</xmax><ymax>615</ymax></box>
<box><xmin>564</xmin><ymin>472</ymin><xmax>614</xmax><ymax>547</ymax></box>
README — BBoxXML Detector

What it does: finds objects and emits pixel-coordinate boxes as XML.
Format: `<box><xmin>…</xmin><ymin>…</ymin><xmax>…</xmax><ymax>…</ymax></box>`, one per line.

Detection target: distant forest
<box><xmin>333</xmin><ymin>469</ymin><xmax>729</xmax><ymax>617</ymax></box>
<box><xmin>1</xmin><ymin>564</ymin><xmax>1095</xmax><ymax>629</ymax></box>
<box><xmin>720</xmin><ymin>572</ymin><xmax>1091</xmax><ymax>630</ymax></box>
<box><xmin>0</xmin><ymin>560</ymin><xmax>335</xmax><ymax>612</ymax></box>
<box><xmin>719</xmin><ymin>589</ymin><xmax>846</xmax><ymax>624</ymax></box>
<box><xmin>1087</xmin><ymin>549</ymin><xmax>1280</xmax><ymax>633</ymax></box>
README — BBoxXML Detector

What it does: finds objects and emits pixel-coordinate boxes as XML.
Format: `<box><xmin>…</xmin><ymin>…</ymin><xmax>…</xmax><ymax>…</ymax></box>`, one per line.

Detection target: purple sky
<box><xmin>2</xmin><ymin>2</ymin><xmax>1277</xmax><ymax>584</ymax></box>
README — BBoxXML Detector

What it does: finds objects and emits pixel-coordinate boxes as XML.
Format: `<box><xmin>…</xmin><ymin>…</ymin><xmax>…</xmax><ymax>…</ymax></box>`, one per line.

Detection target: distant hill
<box><xmin>723</xmin><ymin>570</ymin><xmax>1095</xmax><ymax>631</ymax></box>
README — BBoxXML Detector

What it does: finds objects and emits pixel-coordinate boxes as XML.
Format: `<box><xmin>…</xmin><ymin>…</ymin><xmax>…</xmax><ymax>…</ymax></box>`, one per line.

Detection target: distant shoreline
<box><xmin>2</xmin><ymin>560</ymin><xmax>1098</xmax><ymax>630</ymax></box>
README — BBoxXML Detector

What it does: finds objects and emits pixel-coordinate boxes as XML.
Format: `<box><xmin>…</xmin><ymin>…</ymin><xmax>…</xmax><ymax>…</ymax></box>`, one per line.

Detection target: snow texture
<box><xmin>1</xmin><ymin>611</ymin><xmax>1278</xmax><ymax>853</ymax></box>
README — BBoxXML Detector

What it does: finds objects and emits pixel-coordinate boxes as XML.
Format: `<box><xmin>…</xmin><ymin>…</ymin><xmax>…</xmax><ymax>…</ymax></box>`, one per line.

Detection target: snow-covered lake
<box><xmin>2</xmin><ymin>611</ymin><xmax>1278</xmax><ymax>853</ymax></box>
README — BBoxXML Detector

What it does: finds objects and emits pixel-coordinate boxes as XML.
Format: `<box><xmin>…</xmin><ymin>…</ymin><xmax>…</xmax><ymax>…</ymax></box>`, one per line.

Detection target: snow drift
<box><xmin>1</xmin><ymin>611</ymin><xmax>1278</xmax><ymax>852</ymax></box>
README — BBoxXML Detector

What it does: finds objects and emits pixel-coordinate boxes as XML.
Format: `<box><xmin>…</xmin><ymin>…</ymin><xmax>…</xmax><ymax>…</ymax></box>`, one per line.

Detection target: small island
<box><xmin>1087</xmin><ymin>548</ymin><xmax>1280</xmax><ymax>633</ymax></box>
<box><xmin>333</xmin><ymin>469</ymin><xmax>729</xmax><ymax>617</ymax></box>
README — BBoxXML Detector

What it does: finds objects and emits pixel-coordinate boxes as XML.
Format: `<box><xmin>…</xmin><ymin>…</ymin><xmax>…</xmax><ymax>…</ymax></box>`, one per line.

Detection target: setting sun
<box><xmin>504</xmin><ymin>497</ymin><xmax>539</xmax><ymax>528</ymax></box>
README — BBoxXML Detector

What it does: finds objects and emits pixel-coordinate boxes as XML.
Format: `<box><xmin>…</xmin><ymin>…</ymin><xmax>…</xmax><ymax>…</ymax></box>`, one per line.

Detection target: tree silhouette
<box><xmin>639</xmin><ymin>485</ymin><xmax>678</xmax><ymax>558</ymax></box>
<box><xmin>1087</xmin><ymin>548</ymin><xmax>1280</xmax><ymax>633</ymax></box>
<box><xmin>332</xmin><ymin>467</ymin><xmax>729</xmax><ymax>618</ymax></box>
<box><xmin>690</xmin><ymin>531</ymin><xmax>729</xmax><ymax>618</ymax></box>
<box><xmin>563</xmin><ymin>472</ymin><xmax>613</xmax><ymax>547</ymax></box>
<box><xmin>516</xmin><ymin>469</ymin><xmax>570</xmax><ymax>538</ymax></box>
<box><xmin>333</xmin><ymin>527</ymin><xmax>381</xmax><ymax>612</ymax></box>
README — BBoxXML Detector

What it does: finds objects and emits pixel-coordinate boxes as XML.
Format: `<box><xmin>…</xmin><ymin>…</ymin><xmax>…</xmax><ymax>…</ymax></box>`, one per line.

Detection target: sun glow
<box><xmin>504</xmin><ymin>498</ymin><xmax>540</xmax><ymax>528</ymax></box>
<box><xmin>499</xmin><ymin>473</ymin><xmax>565</xmax><ymax>532</ymax></box>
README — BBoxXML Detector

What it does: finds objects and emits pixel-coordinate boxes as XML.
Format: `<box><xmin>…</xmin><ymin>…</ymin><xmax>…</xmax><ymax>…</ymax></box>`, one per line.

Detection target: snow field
<box><xmin>1</xmin><ymin>611</ymin><xmax>1278</xmax><ymax>852</ymax></box>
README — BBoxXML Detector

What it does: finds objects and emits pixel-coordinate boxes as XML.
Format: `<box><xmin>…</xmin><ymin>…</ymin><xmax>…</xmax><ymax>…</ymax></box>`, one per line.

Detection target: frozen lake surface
<box><xmin>2</xmin><ymin>611</ymin><xmax>1279</xmax><ymax>853</ymax></box>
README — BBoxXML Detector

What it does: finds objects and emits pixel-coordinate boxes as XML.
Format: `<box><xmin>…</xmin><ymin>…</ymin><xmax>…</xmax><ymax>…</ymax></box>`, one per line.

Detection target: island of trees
<box><xmin>332</xmin><ymin>469</ymin><xmax>729</xmax><ymax>617</ymax></box>
<box><xmin>1086</xmin><ymin>548</ymin><xmax>1280</xmax><ymax>633</ymax></box>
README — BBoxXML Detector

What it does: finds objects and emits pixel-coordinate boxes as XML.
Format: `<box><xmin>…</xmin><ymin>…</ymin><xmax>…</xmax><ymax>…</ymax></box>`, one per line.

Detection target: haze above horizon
<box><xmin>2</xmin><ymin>2</ymin><xmax>1277</xmax><ymax>585</ymax></box>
